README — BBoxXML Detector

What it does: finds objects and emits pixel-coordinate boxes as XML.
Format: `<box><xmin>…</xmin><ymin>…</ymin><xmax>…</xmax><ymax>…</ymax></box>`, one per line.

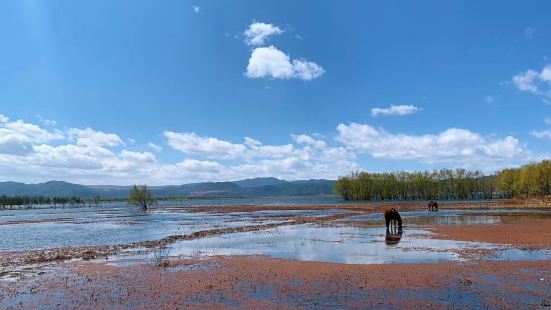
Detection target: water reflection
<box><xmin>385</xmin><ymin>231</ymin><xmax>402</xmax><ymax>246</ymax></box>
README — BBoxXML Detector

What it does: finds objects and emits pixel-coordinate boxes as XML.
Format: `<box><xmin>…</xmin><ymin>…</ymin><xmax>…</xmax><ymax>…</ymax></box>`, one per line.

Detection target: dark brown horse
<box><xmin>428</xmin><ymin>200</ymin><xmax>438</xmax><ymax>211</ymax></box>
<box><xmin>384</xmin><ymin>208</ymin><xmax>402</xmax><ymax>233</ymax></box>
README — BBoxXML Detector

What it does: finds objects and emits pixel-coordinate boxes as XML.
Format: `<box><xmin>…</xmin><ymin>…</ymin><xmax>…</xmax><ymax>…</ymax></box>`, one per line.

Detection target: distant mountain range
<box><xmin>0</xmin><ymin>178</ymin><xmax>336</xmax><ymax>199</ymax></box>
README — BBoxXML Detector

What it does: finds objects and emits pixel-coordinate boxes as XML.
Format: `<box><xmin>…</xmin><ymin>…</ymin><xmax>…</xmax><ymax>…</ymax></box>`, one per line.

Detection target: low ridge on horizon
<box><xmin>0</xmin><ymin>177</ymin><xmax>336</xmax><ymax>199</ymax></box>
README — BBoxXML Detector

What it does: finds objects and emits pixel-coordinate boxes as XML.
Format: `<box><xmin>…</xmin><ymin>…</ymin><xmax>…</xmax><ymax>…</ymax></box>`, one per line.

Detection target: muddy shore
<box><xmin>2</xmin><ymin>256</ymin><xmax>550</xmax><ymax>309</ymax></box>
<box><xmin>428</xmin><ymin>217</ymin><xmax>551</xmax><ymax>249</ymax></box>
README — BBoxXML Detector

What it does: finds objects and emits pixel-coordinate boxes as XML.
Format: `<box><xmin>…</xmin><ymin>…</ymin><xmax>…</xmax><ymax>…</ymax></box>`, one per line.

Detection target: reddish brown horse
<box><xmin>384</xmin><ymin>208</ymin><xmax>403</xmax><ymax>233</ymax></box>
<box><xmin>428</xmin><ymin>200</ymin><xmax>438</xmax><ymax>211</ymax></box>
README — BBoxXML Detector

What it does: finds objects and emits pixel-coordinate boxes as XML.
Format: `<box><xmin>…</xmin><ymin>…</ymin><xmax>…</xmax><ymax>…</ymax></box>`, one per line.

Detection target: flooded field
<box><xmin>1</xmin><ymin>201</ymin><xmax>551</xmax><ymax>308</ymax></box>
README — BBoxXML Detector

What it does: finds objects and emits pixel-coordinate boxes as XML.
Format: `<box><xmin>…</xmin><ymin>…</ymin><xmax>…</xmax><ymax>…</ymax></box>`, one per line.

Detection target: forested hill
<box><xmin>0</xmin><ymin>178</ymin><xmax>335</xmax><ymax>199</ymax></box>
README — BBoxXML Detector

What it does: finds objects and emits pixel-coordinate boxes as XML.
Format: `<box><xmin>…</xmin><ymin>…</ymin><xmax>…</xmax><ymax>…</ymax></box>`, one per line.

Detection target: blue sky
<box><xmin>1</xmin><ymin>0</ymin><xmax>550</xmax><ymax>184</ymax></box>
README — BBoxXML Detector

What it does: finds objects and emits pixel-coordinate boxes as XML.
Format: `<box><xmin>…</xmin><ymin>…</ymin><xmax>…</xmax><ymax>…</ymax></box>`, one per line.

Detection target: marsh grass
<box><xmin>153</xmin><ymin>247</ymin><xmax>171</xmax><ymax>268</ymax></box>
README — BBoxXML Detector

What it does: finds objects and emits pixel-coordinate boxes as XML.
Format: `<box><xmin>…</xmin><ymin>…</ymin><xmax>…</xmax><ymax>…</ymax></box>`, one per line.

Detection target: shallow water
<box><xmin>3</xmin><ymin>206</ymin><xmax>551</xmax><ymax>265</ymax></box>
<box><xmin>160</xmin><ymin>223</ymin><xmax>551</xmax><ymax>264</ymax></box>
<box><xmin>346</xmin><ymin>209</ymin><xmax>551</xmax><ymax>225</ymax></box>
<box><xmin>0</xmin><ymin>204</ymin><xmax>359</xmax><ymax>250</ymax></box>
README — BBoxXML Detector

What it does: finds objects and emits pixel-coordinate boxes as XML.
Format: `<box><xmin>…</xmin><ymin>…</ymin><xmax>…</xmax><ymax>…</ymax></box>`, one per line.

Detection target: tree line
<box><xmin>495</xmin><ymin>160</ymin><xmax>551</xmax><ymax>198</ymax></box>
<box><xmin>335</xmin><ymin>160</ymin><xmax>551</xmax><ymax>201</ymax></box>
<box><xmin>0</xmin><ymin>195</ymin><xmax>101</xmax><ymax>210</ymax></box>
<box><xmin>334</xmin><ymin>168</ymin><xmax>496</xmax><ymax>201</ymax></box>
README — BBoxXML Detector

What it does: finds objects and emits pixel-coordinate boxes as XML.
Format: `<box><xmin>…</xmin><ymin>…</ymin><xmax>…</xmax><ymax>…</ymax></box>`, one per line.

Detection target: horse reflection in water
<box><xmin>385</xmin><ymin>231</ymin><xmax>402</xmax><ymax>245</ymax></box>
<box><xmin>384</xmin><ymin>207</ymin><xmax>403</xmax><ymax>245</ymax></box>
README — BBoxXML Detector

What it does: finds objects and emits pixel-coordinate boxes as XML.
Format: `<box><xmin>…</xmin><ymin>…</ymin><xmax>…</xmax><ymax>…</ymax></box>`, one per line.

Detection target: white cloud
<box><xmin>0</xmin><ymin>118</ymin><xmax>64</xmax><ymax>155</ymax></box>
<box><xmin>246</xmin><ymin>46</ymin><xmax>324</xmax><ymax>81</ymax></box>
<box><xmin>4</xmin><ymin>120</ymin><xmax>63</xmax><ymax>142</ymax></box>
<box><xmin>44</xmin><ymin>119</ymin><xmax>57</xmax><ymax>126</ymax></box>
<box><xmin>164</xmin><ymin>131</ymin><xmax>247</xmax><ymax>159</ymax></box>
<box><xmin>531</xmin><ymin>129</ymin><xmax>551</xmax><ymax>140</ymax></box>
<box><xmin>68</xmin><ymin>128</ymin><xmax>124</xmax><ymax>147</ymax></box>
<box><xmin>244</xmin><ymin>137</ymin><xmax>261</xmax><ymax>147</ymax></box>
<box><xmin>531</xmin><ymin>118</ymin><xmax>551</xmax><ymax>140</ymax></box>
<box><xmin>0</xmin><ymin>113</ymin><xmax>546</xmax><ymax>185</ymax></box>
<box><xmin>160</xmin><ymin>130</ymin><xmax>359</xmax><ymax>181</ymax></box>
<box><xmin>542</xmin><ymin>66</ymin><xmax>551</xmax><ymax>81</ymax></box>
<box><xmin>36</xmin><ymin>115</ymin><xmax>57</xmax><ymax>127</ymax></box>
<box><xmin>31</xmin><ymin>144</ymin><xmax>113</xmax><ymax>170</ymax></box>
<box><xmin>513</xmin><ymin>65</ymin><xmax>551</xmax><ymax>97</ymax></box>
<box><xmin>192</xmin><ymin>5</ymin><xmax>200</xmax><ymax>13</ymax></box>
<box><xmin>292</xmin><ymin>59</ymin><xmax>325</xmax><ymax>81</ymax></box>
<box><xmin>164</xmin><ymin>131</ymin><xmax>297</xmax><ymax>160</ymax></box>
<box><xmin>371</xmin><ymin>105</ymin><xmax>418</xmax><ymax>117</ymax></box>
<box><xmin>0</xmin><ymin>116</ymin><xmax>164</xmax><ymax>184</ymax></box>
<box><xmin>336</xmin><ymin>122</ymin><xmax>528</xmax><ymax>170</ymax></box>
<box><xmin>148</xmin><ymin>142</ymin><xmax>163</xmax><ymax>152</ymax></box>
<box><xmin>244</xmin><ymin>22</ymin><xmax>283</xmax><ymax>46</ymax></box>
<box><xmin>484</xmin><ymin>96</ymin><xmax>495</xmax><ymax>103</ymax></box>
<box><xmin>174</xmin><ymin>159</ymin><xmax>222</xmax><ymax>172</ymax></box>
<box><xmin>292</xmin><ymin>134</ymin><xmax>327</xmax><ymax>148</ymax></box>
<box><xmin>0</xmin><ymin>129</ymin><xmax>33</xmax><ymax>155</ymax></box>
<box><xmin>513</xmin><ymin>69</ymin><xmax>539</xmax><ymax>93</ymax></box>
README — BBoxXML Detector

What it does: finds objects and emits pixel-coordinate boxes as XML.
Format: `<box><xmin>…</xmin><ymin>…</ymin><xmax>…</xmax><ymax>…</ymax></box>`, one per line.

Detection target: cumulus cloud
<box><xmin>4</xmin><ymin>120</ymin><xmax>63</xmax><ymax>142</ymax></box>
<box><xmin>174</xmin><ymin>159</ymin><xmax>222</xmax><ymax>172</ymax></box>
<box><xmin>244</xmin><ymin>22</ymin><xmax>283</xmax><ymax>46</ymax></box>
<box><xmin>513</xmin><ymin>65</ymin><xmax>551</xmax><ymax>97</ymax></box>
<box><xmin>160</xmin><ymin>129</ymin><xmax>360</xmax><ymax>181</ymax></box>
<box><xmin>164</xmin><ymin>131</ymin><xmax>247</xmax><ymax>159</ymax></box>
<box><xmin>336</xmin><ymin>122</ymin><xmax>529</xmax><ymax>170</ymax></box>
<box><xmin>371</xmin><ymin>105</ymin><xmax>418</xmax><ymax>117</ymax></box>
<box><xmin>0</xmin><ymin>129</ymin><xmax>33</xmax><ymax>156</ymax></box>
<box><xmin>31</xmin><ymin>144</ymin><xmax>113</xmax><ymax>170</ymax></box>
<box><xmin>0</xmin><ymin>113</ymin><xmax>546</xmax><ymax>185</ymax></box>
<box><xmin>0</xmin><ymin>118</ymin><xmax>63</xmax><ymax>156</ymax></box>
<box><xmin>246</xmin><ymin>46</ymin><xmax>324</xmax><ymax>81</ymax></box>
<box><xmin>68</xmin><ymin>128</ymin><xmax>124</xmax><ymax>147</ymax></box>
<box><xmin>292</xmin><ymin>134</ymin><xmax>327</xmax><ymax>148</ymax></box>
<box><xmin>164</xmin><ymin>131</ymin><xmax>297</xmax><ymax>160</ymax></box>
<box><xmin>1</xmin><ymin>115</ymin><xmax>350</xmax><ymax>184</ymax></box>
